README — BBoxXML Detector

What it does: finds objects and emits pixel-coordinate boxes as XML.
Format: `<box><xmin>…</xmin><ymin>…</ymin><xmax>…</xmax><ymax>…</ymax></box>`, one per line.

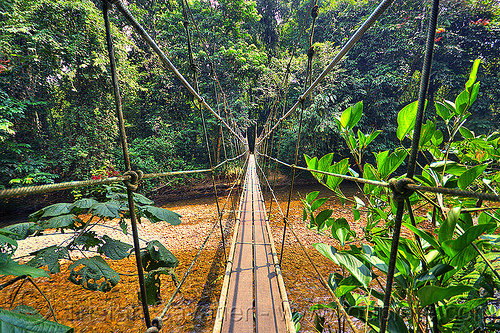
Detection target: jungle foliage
<box><xmin>0</xmin><ymin>0</ymin><xmax>499</xmax><ymax>331</ymax></box>
<box><xmin>301</xmin><ymin>61</ymin><xmax>500</xmax><ymax>332</ymax></box>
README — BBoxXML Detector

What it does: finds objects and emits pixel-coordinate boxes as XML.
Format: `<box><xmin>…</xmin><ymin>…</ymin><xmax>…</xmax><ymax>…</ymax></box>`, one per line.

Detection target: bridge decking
<box><xmin>214</xmin><ymin>154</ymin><xmax>294</xmax><ymax>333</ymax></box>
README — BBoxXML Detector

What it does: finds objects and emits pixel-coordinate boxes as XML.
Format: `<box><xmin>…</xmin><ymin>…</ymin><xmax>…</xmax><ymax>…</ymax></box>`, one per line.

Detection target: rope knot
<box><xmin>145</xmin><ymin>328</ymin><xmax>159</xmax><ymax>333</ymax></box>
<box><xmin>311</xmin><ymin>5</ymin><xmax>319</xmax><ymax>19</ymax></box>
<box><xmin>190</xmin><ymin>62</ymin><xmax>199</xmax><ymax>73</ymax></box>
<box><xmin>123</xmin><ymin>170</ymin><xmax>143</xmax><ymax>192</ymax></box>
<box><xmin>152</xmin><ymin>317</ymin><xmax>163</xmax><ymax>330</ymax></box>
<box><xmin>307</xmin><ymin>46</ymin><xmax>315</xmax><ymax>58</ymax></box>
<box><xmin>389</xmin><ymin>177</ymin><xmax>414</xmax><ymax>202</ymax></box>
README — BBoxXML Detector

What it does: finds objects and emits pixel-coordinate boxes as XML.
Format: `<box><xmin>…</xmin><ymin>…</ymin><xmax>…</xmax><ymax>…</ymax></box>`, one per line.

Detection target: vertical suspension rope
<box><xmin>279</xmin><ymin>0</ymin><xmax>319</xmax><ymax>264</ymax></box>
<box><xmin>380</xmin><ymin>0</ymin><xmax>440</xmax><ymax>332</ymax></box>
<box><xmin>180</xmin><ymin>0</ymin><xmax>228</xmax><ymax>262</ymax></box>
<box><xmin>102</xmin><ymin>1</ymin><xmax>152</xmax><ymax>329</ymax></box>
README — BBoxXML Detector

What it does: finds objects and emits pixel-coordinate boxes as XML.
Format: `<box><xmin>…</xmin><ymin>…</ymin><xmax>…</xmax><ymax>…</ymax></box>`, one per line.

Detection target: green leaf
<box><xmin>340</xmin><ymin>101</ymin><xmax>363</xmax><ymax>130</ymax></box>
<box><xmin>306</xmin><ymin>191</ymin><xmax>320</xmax><ymax>205</ymax></box>
<box><xmin>98</xmin><ymin>235</ymin><xmax>132</xmax><ymax>260</ymax></box>
<box><xmin>419</xmin><ymin>120</ymin><xmax>436</xmax><ymax>148</ymax></box>
<box><xmin>37</xmin><ymin>214</ymin><xmax>76</xmax><ymax>230</ymax></box>
<box><xmin>72</xmin><ymin>198</ymin><xmax>98</xmax><ymax>209</ymax></box>
<box><xmin>469</xmin><ymin>82</ymin><xmax>480</xmax><ymax>105</ymax></box>
<box><xmin>431</xmin><ymin>129</ymin><xmax>443</xmax><ymax>146</ymax></box>
<box><xmin>417</xmin><ymin>285</ymin><xmax>475</xmax><ymax>307</ymax></box>
<box><xmin>442</xmin><ymin>224</ymin><xmax>496</xmax><ymax>258</ymax></box>
<box><xmin>313</xmin><ymin>243</ymin><xmax>371</xmax><ymax>288</ymax></box>
<box><xmin>435</xmin><ymin>101</ymin><xmax>452</xmax><ymax>121</ymax></box>
<box><xmin>141</xmin><ymin>240</ymin><xmax>178</xmax><ymax>271</ymax></box>
<box><xmin>133</xmin><ymin>193</ymin><xmax>154</xmax><ymax>205</ymax></box>
<box><xmin>415</xmin><ymin>264</ymin><xmax>454</xmax><ymax>283</ymax></box>
<box><xmin>318</xmin><ymin>153</ymin><xmax>334</xmax><ymax>172</ymax></box>
<box><xmin>439</xmin><ymin>207</ymin><xmax>461</xmax><ymax>244</ymax></box>
<box><xmin>30</xmin><ymin>203</ymin><xmax>73</xmax><ymax>219</ymax></box>
<box><xmin>459</xmin><ymin>127</ymin><xmax>474</xmax><ymax>139</ymax></box>
<box><xmin>143</xmin><ymin>267</ymin><xmax>176</xmax><ymax>306</ymax></box>
<box><xmin>396</xmin><ymin>100</ymin><xmax>419</xmax><ymax>140</ymax></box>
<box><xmin>437</xmin><ymin>297</ymin><xmax>489</xmax><ymax>325</ymax></box>
<box><xmin>455</xmin><ymin>90</ymin><xmax>470</xmax><ymax>115</ymax></box>
<box><xmin>27</xmin><ymin>246</ymin><xmax>69</xmax><ymax>274</ymax></box>
<box><xmin>376</xmin><ymin>149</ymin><xmax>408</xmax><ymax>180</ymax></box>
<box><xmin>0</xmin><ymin>260</ymin><xmax>49</xmax><ymax>278</ymax></box>
<box><xmin>326</xmin><ymin>158</ymin><xmax>349</xmax><ymax>190</ymax></box>
<box><xmin>465</xmin><ymin>59</ymin><xmax>481</xmax><ymax>92</ymax></box>
<box><xmin>403</xmin><ymin>223</ymin><xmax>440</xmax><ymax>250</ymax></box>
<box><xmin>311</xmin><ymin>198</ymin><xmax>329</xmax><ymax>213</ymax></box>
<box><xmin>91</xmin><ymin>201</ymin><xmax>121</xmax><ymax>219</ymax></box>
<box><xmin>457</xmin><ymin>164</ymin><xmax>487</xmax><ymax>190</ymax></box>
<box><xmin>1</xmin><ymin>223</ymin><xmax>35</xmax><ymax>240</ymax></box>
<box><xmin>141</xmin><ymin>206</ymin><xmax>181</xmax><ymax>225</ymax></box>
<box><xmin>68</xmin><ymin>256</ymin><xmax>120</xmax><ymax>292</ymax></box>
<box><xmin>315</xmin><ymin>210</ymin><xmax>333</xmax><ymax>230</ymax></box>
<box><xmin>0</xmin><ymin>308</ymin><xmax>73</xmax><ymax>333</ymax></box>
<box><xmin>331</xmin><ymin>217</ymin><xmax>353</xmax><ymax>247</ymax></box>
<box><xmin>364</xmin><ymin>130</ymin><xmax>381</xmax><ymax>147</ymax></box>
<box><xmin>313</xmin><ymin>313</ymin><xmax>325</xmax><ymax>333</ymax></box>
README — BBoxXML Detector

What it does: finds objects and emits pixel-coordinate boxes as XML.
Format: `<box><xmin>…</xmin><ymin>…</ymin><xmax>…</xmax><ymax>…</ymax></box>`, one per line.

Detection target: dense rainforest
<box><xmin>0</xmin><ymin>0</ymin><xmax>499</xmax><ymax>194</ymax></box>
<box><xmin>1</xmin><ymin>1</ymin><xmax>500</xmax><ymax>332</ymax></box>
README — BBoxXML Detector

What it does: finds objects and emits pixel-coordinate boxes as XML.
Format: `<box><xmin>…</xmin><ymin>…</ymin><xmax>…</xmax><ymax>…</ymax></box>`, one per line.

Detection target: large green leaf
<box><xmin>331</xmin><ymin>217</ymin><xmax>353</xmax><ymax>247</ymax></box>
<box><xmin>417</xmin><ymin>285</ymin><xmax>475</xmax><ymax>307</ymax></box>
<box><xmin>415</xmin><ymin>264</ymin><xmax>454</xmax><ymax>283</ymax></box>
<box><xmin>403</xmin><ymin>223</ymin><xmax>440</xmax><ymax>251</ymax></box>
<box><xmin>435</xmin><ymin>101</ymin><xmax>452</xmax><ymax>121</ymax></box>
<box><xmin>457</xmin><ymin>164</ymin><xmax>487</xmax><ymax>190</ymax></box>
<box><xmin>311</xmin><ymin>198</ymin><xmax>329</xmax><ymax>212</ymax></box>
<box><xmin>0</xmin><ymin>260</ymin><xmax>49</xmax><ymax>278</ymax></box>
<box><xmin>143</xmin><ymin>267</ymin><xmax>176</xmax><ymax>306</ymax></box>
<box><xmin>306</xmin><ymin>191</ymin><xmax>320</xmax><ymax>205</ymax></box>
<box><xmin>90</xmin><ymin>201</ymin><xmax>121</xmax><ymax>219</ymax></box>
<box><xmin>325</xmin><ymin>158</ymin><xmax>349</xmax><ymax>190</ymax></box>
<box><xmin>141</xmin><ymin>240</ymin><xmax>179</xmax><ymax>271</ymax></box>
<box><xmin>396</xmin><ymin>100</ymin><xmax>419</xmax><ymax>141</ymax></box>
<box><xmin>465</xmin><ymin>59</ymin><xmax>481</xmax><ymax>92</ymax></box>
<box><xmin>376</xmin><ymin>149</ymin><xmax>407</xmax><ymax>180</ymax></box>
<box><xmin>72</xmin><ymin>198</ymin><xmax>98</xmax><ymax>209</ymax></box>
<box><xmin>315</xmin><ymin>209</ymin><xmax>333</xmax><ymax>230</ymax></box>
<box><xmin>455</xmin><ymin>90</ymin><xmax>470</xmax><ymax>115</ymax></box>
<box><xmin>0</xmin><ymin>308</ymin><xmax>73</xmax><ymax>333</ymax></box>
<box><xmin>439</xmin><ymin>207</ymin><xmax>461</xmax><ymax>244</ymax></box>
<box><xmin>437</xmin><ymin>297</ymin><xmax>489</xmax><ymax>325</ymax></box>
<box><xmin>442</xmin><ymin>223</ymin><xmax>496</xmax><ymax>257</ymax></box>
<box><xmin>27</xmin><ymin>246</ymin><xmax>69</xmax><ymax>274</ymax></box>
<box><xmin>37</xmin><ymin>214</ymin><xmax>76</xmax><ymax>230</ymax></box>
<box><xmin>1</xmin><ymin>223</ymin><xmax>35</xmax><ymax>240</ymax></box>
<box><xmin>340</xmin><ymin>101</ymin><xmax>363</xmax><ymax>130</ymax></box>
<box><xmin>98</xmin><ymin>235</ymin><xmax>132</xmax><ymax>260</ymax></box>
<box><xmin>38</xmin><ymin>203</ymin><xmax>73</xmax><ymax>218</ymax></box>
<box><xmin>141</xmin><ymin>206</ymin><xmax>181</xmax><ymax>225</ymax></box>
<box><xmin>313</xmin><ymin>243</ymin><xmax>371</xmax><ymax>288</ymax></box>
<box><xmin>68</xmin><ymin>256</ymin><xmax>120</xmax><ymax>292</ymax></box>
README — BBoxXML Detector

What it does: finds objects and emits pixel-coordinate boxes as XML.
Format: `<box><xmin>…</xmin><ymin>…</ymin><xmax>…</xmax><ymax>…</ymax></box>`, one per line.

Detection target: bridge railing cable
<box><xmin>156</xmin><ymin>154</ymin><xmax>249</xmax><ymax>322</ymax></box>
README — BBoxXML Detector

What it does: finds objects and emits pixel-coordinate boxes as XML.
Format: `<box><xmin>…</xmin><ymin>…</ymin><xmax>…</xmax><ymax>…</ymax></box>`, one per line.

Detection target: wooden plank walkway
<box><xmin>214</xmin><ymin>154</ymin><xmax>294</xmax><ymax>333</ymax></box>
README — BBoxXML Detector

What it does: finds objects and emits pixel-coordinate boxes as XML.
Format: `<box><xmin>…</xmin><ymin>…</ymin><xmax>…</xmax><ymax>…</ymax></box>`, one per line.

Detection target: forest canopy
<box><xmin>0</xmin><ymin>0</ymin><xmax>499</xmax><ymax>191</ymax></box>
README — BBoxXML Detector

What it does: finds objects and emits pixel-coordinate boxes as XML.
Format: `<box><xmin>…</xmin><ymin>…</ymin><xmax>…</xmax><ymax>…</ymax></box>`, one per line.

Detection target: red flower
<box><xmin>435</xmin><ymin>37</ymin><xmax>442</xmax><ymax>42</ymax></box>
<box><xmin>92</xmin><ymin>175</ymin><xmax>102</xmax><ymax>180</ymax></box>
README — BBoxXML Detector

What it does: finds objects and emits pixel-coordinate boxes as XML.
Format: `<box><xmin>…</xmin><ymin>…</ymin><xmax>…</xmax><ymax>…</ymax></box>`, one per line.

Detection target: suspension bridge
<box><xmin>1</xmin><ymin>0</ymin><xmax>499</xmax><ymax>332</ymax></box>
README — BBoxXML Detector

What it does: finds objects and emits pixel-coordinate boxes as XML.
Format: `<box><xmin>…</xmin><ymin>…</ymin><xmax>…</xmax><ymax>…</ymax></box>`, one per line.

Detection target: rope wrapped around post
<box><xmin>123</xmin><ymin>170</ymin><xmax>143</xmax><ymax>192</ymax></box>
<box><xmin>388</xmin><ymin>177</ymin><xmax>414</xmax><ymax>202</ymax></box>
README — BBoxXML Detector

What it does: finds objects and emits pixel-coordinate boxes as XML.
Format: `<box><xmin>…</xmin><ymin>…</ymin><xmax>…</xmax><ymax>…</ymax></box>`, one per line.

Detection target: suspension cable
<box><xmin>108</xmin><ymin>0</ymin><xmax>244</xmax><ymax>143</ymax></box>
<box><xmin>103</xmin><ymin>0</ymin><xmax>151</xmax><ymax>328</ymax></box>
<box><xmin>157</xmin><ymin>155</ymin><xmax>248</xmax><ymax>321</ymax></box>
<box><xmin>380</xmin><ymin>0</ymin><xmax>440</xmax><ymax>331</ymax></box>
<box><xmin>257</xmin><ymin>0</ymin><xmax>395</xmax><ymax>145</ymax></box>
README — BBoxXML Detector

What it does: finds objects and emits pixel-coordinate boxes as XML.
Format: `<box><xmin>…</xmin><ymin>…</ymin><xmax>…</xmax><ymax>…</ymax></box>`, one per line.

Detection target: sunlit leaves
<box><xmin>313</xmin><ymin>243</ymin><xmax>372</xmax><ymax>288</ymax></box>
<box><xmin>396</xmin><ymin>100</ymin><xmax>419</xmax><ymax>141</ymax></box>
<box><xmin>417</xmin><ymin>285</ymin><xmax>475</xmax><ymax>308</ymax></box>
<box><xmin>98</xmin><ymin>235</ymin><xmax>132</xmax><ymax>260</ymax></box>
<box><xmin>339</xmin><ymin>101</ymin><xmax>363</xmax><ymax>131</ymax></box>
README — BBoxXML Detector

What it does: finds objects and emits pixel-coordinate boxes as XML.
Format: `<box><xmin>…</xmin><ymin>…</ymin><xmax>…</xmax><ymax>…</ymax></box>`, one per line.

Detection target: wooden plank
<box><xmin>221</xmin><ymin>166</ymin><xmax>254</xmax><ymax>333</ymax></box>
<box><xmin>218</xmin><ymin>155</ymin><xmax>290</xmax><ymax>333</ymax></box>
<box><xmin>253</xmin><ymin>177</ymin><xmax>286</xmax><ymax>333</ymax></box>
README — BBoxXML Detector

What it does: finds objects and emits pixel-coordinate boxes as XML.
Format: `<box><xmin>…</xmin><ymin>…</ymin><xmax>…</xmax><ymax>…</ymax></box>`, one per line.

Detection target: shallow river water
<box><xmin>0</xmin><ymin>182</ymin><xmax>363</xmax><ymax>332</ymax></box>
